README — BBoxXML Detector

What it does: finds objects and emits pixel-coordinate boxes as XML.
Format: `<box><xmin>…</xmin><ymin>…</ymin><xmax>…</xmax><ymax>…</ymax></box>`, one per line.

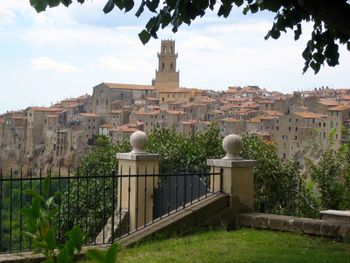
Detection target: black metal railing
<box><xmin>0</xmin><ymin>166</ymin><xmax>223</xmax><ymax>254</ymax></box>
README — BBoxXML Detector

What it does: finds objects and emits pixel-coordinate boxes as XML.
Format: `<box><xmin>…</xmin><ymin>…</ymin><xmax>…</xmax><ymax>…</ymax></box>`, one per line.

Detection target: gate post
<box><xmin>207</xmin><ymin>134</ymin><xmax>256</xmax><ymax>211</ymax></box>
<box><xmin>116</xmin><ymin>131</ymin><xmax>160</xmax><ymax>232</ymax></box>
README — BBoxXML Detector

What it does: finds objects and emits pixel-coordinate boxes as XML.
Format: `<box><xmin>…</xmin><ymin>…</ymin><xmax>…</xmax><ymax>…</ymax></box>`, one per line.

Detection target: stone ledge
<box><xmin>320</xmin><ymin>210</ymin><xmax>350</xmax><ymax>223</ymax></box>
<box><xmin>116</xmin><ymin>152</ymin><xmax>160</xmax><ymax>161</ymax></box>
<box><xmin>236</xmin><ymin>212</ymin><xmax>350</xmax><ymax>239</ymax></box>
<box><xmin>207</xmin><ymin>159</ymin><xmax>256</xmax><ymax>168</ymax></box>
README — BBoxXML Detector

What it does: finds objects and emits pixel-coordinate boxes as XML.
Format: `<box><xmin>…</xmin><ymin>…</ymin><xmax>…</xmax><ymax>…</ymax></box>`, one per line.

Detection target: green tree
<box><xmin>30</xmin><ymin>0</ymin><xmax>350</xmax><ymax>73</ymax></box>
<box><xmin>240</xmin><ymin>135</ymin><xmax>305</xmax><ymax>216</ymax></box>
<box><xmin>310</xmin><ymin>146</ymin><xmax>350</xmax><ymax>210</ymax></box>
<box><xmin>146</xmin><ymin>123</ymin><xmax>223</xmax><ymax>173</ymax></box>
<box><xmin>57</xmin><ymin>136</ymin><xmax>130</xmax><ymax>243</ymax></box>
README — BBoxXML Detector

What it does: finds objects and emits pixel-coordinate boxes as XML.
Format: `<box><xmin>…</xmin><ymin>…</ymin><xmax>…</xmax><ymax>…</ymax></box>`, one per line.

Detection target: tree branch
<box><xmin>297</xmin><ymin>0</ymin><xmax>350</xmax><ymax>37</ymax></box>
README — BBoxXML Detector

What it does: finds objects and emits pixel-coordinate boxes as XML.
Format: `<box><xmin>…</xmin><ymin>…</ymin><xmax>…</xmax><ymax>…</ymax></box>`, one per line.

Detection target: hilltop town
<box><xmin>1</xmin><ymin>40</ymin><xmax>350</xmax><ymax>176</ymax></box>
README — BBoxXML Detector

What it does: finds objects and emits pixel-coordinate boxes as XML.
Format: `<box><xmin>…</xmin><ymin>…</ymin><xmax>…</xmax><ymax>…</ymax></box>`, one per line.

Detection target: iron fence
<box><xmin>0</xmin><ymin>166</ymin><xmax>223</xmax><ymax>254</ymax></box>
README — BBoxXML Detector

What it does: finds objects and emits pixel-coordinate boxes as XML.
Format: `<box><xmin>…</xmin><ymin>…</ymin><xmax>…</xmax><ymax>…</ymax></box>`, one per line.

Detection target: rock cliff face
<box><xmin>0</xmin><ymin>143</ymin><xmax>87</xmax><ymax>177</ymax></box>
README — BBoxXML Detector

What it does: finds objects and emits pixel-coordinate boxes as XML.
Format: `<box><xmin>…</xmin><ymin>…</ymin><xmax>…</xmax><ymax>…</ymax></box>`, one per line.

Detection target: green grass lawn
<box><xmin>83</xmin><ymin>228</ymin><xmax>350</xmax><ymax>263</ymax></box>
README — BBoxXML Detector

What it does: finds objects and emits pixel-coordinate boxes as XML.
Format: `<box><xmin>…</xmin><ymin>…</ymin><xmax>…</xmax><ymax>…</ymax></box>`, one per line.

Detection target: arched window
<box><xmin>162</xmin><ymin>62</ymin><xmax>165</xmax><ymax>70</ymax></box>
<box><xmin>170</xmin><ymin>63</ymin><xmax>173</xmax><ymax>70</ymax></box>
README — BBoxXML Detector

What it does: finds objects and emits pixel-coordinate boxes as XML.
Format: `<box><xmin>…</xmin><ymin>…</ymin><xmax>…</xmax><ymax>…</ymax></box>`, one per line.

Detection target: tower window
<box><xmin>170</xmin><ymin>63</ymin><xmax>173</xmax><ymax>70</ymax></box>
<box><xmin>162</xmin><ymin>62</ymin><xmax>165</xmax><ymax>70</ymax></box>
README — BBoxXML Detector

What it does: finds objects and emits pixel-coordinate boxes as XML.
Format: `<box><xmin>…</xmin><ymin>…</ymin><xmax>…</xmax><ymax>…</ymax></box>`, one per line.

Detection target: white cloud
<box><xmin>30</xmin><ymin>57</ymin><xmax>84</xmax><ymax>74</ymax></box>
<box><xmin>0</xmin><ymin>4</ymin><xmax>16</xmax><ymax>26</ymax></box>
<box><xmin>207</xmin><ymin>21</ymin><xmax>271</xmax><ymax>35</ymax></box>
<box><xmin>22</xmin><ymin>25</ymin><xmax>141</xmax><ymax>49</ymax></box>
<box><xmin>97</xmin><ymin>56</ymin><xmax>153</xmax><ymax>73</ymax></box>
<box><xmin>181</xmin><ymin>35</ymin><xmax>224</xmax><ymax>50</ymax></box>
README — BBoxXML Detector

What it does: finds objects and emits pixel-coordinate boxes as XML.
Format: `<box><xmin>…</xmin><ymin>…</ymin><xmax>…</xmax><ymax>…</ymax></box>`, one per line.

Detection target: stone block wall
<box><xmin>236</xmin><ymin>212</ymin><xmax>350</xmax><ymax>239</ymax></box>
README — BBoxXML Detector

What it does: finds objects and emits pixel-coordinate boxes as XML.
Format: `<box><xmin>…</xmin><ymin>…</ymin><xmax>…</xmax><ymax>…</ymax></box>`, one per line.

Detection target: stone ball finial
<box><xmin>222</xmin><ymin>134</ymin><xmax>242</xmax><ymax>160</ymax></box>
<box><xmin>130</xmin><ymin>131</ymin><xmax>148</xmax><ymax>154</ymax></box>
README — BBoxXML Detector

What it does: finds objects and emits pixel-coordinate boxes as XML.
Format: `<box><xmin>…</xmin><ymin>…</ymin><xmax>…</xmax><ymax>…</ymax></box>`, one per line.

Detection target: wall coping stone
<box><xmin>320</xmin><ymin>210</ymin><xmax>350</xmax><ymax>217</ymax></box>
<box><xmin>207</xmin><ymin>159</ymin><xmax>256</xmax><ymax>168</ymax></box>
<box><xmin>116</xmin><ymin>152</ymin><xmax>160</xmax><ymax>161</ymax></box>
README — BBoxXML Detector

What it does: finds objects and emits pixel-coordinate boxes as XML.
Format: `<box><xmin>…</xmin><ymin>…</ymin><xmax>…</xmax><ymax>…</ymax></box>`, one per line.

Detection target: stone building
<box><xmin>2</xmin><ymin>39</ymin><xmax>350</xmax><ymax>175</ymax></box>
<box><xmin>131</xmin><ymin>110</ymin><xmax>161</xmax><ymax>133</ymax></box>
<box><xmin>108</xmin><ymin>109</ymin><xmax>130</xmax><ymax>128</ymax></box>
<box><xmin>271</xmin><ymin>111</ymin><xmax>329</xmax><ymax>159</ymax></box>
<box><xmin>25</xmin><ymin>107</ymin><xmax>63</xmax><ymax>157</ymax></box>
<box><xmin>158</xmin><ymin>89</ymin><xmax>190</xmax><ymax>104</ymax></box>
<box><xmin>154</xmin><ymin>40</ymin><xmax>179</xmax><ymax>89</ymax></box>
<box><xmin>90</xmin><ymin>83</ymin><xmax>156</xmax><ymax>116</ymax></box>
<box><xmin>177</xmin><ymin>120</ymin><xmax>210</xmax><ymax>137</ymax></box>
<box><xmin>77</xmin><ymin>113</ymin><xmax>102</xmax><ymax>144</ymax></box>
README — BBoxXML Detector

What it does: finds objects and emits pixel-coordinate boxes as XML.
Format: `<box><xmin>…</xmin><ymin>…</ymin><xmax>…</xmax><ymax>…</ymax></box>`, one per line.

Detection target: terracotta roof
<box><xmin>340</xmin><ymin>95</ymin><xmax>350</xmax><ymax>100</ymax></box>
<box><xmin>222</xmin><ymin>118</ymin><xmax>240</xmax><ymax>123</ymax></box>
<box><xmin>61</xmin><ymin>98</ymin><xmax>78</xmax><ymax>103</ymax></box>
<box><xmin>242</xmin><ymin>103</ymin><xmax>259</xmax><ymax>109</ymax></box>
<box><xmin>165</xmin><ymin>110</ymin><xmax>186</xmax><ymax>115</ymax></box>
<box><xmin>235</xmin><ymin>110</ymin><xmax>258</xmax><ymax>115</ymax></box>
<box><xmin>115</xmin><ymin>124</ymin><xmax>139</xmax><ymax>133</ymax></box>
<box><xmin>103</xmin><ymin>82</ymin><xmax>155</xmax><ymax>91</ymax></box>
<box><xmin>328</xmin><ymin>104</ymin><xmax>350</xmax><ymax>111</ymax></box>
<box><xmin>227</xmin><ymin>98</ymin><xmax>249</xmax><ymax>102</ymax></box>
<box><xmin>294</xmin><ymin>111</ymin><xmax>325</xmax><ymax>119</ymax></box>
<box><xmin>318</xmin><ymin>98</ymin><xmax>339</xmax><ymax>106</ymax></box>
<box><xmin>257</xmin><ymin>100</ymin><xmax>273</xmax><ymax>104</ymax></box>
<box><xmin>145</xmin><ymin>97</ymin><xmax>159</xmax><ymax>101</ymax></box>
<box><xmin>247</xmin><ymin>117</ymin><xmax>261</xmax><ymax>123</ymax></box>
<box><xmin>274</xmin><ymin>96</ymin><xmax>287</xmax><ymax>101</ymax></box>
<box><xmin>29</xmin><ymin>107</ymin><xmax>62</xmax><ymax>112</ymax></box>
<box><xmin>134</xmin><ymin>110</ymin><xmax>160</xmax><ymax>116</ymax></box>
<box><xmin>110</xmin><ymin>109</ymin><xmax>129</xmax><ymax>114</ymax></box>
<box><xmin>259</xmin><ymin>116</ymin><xmax>276</xmax><ymax>120</ymax></box>
<box><xmin>100</xmin><ymin>123</ymin><xmax>113</xmax><ymax>128</ymax></box>
<box><xmin>80</xmin><ymin>113</ymin><xmax>100</xmax><ymax>117</ymax></box>
<box><xmin>181</xmin><ymin>120</ymin><xmax>198</xmax><ymax>125</ymax></box>
<box><xmin>158</xmin><ymin>88</ymin><xmax>189</xmax><ymax>93</ymax></box>
<box><xmin>263</xmin><ymin>110</ymin><xmax>283</xmax><ymax>116</ymax></box>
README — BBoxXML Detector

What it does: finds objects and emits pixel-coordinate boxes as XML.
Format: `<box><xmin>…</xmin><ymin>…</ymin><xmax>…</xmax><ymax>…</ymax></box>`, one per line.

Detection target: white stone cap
<box><xmin>222</xmin><ymin>134</ymin><xmax>242</xmax><ymax>160</ymax></box>
<box><xmin>320</xmin><ymin>210</ymin><xmax>350</xmax><ymax>217</ymax></box>
<box><xmin>130</xmin><ymin>130</ymin><xmax>148</xmax><ymax>154</ymax></box>
<box><xmin>116</xmin><ymin>130</ymin><xmax>160</xmax><ymax>160</ymax></box>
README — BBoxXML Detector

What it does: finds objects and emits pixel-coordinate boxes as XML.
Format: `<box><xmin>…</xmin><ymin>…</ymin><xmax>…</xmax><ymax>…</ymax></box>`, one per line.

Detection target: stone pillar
<box><xmin>207</xmin><ymin>134</ymin><xmax>256</xmax><ymax>211</ymax></box>
<box><xmin>116</xmin><ymin>131</ymin><xmax>159</xmax><ymax>232</ymax></box>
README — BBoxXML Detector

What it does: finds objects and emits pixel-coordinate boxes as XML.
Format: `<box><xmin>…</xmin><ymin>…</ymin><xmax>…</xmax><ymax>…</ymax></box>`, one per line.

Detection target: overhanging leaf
<box><xmin>103</xmin><ymin>0</ymin><xmax>115</xmax><ymax>13</ymax></box>
<box><xmin>138</xmin><ymin>30</ymin><xmax>151</xmax><ymax>44</ymax></box>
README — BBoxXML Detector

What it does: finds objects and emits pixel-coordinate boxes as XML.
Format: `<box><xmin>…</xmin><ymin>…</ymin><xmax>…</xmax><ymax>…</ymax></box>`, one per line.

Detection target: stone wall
<box><xmin>236</xmin><ymin>212</ymin><xmax>350</xmax><ymax>239</ymax></box>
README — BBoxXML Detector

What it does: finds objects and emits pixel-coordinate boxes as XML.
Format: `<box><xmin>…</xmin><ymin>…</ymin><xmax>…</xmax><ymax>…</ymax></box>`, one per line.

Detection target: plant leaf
<box><xmin>44</xmin><ymin>229</ymin><xmax>56</xmax><ymax>250</ymax></box>
<box><xmin>86</xmin><ymin>249</ymin><xmax>106</xmax><ymax>263</ymax></box>
<box><xmin>105</xmin><ymin>243</ymin><xmax>119</xmax><ymax>263</ymax></box>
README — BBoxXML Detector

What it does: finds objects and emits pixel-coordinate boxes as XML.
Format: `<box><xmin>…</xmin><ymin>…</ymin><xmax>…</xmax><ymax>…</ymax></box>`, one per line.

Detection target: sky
<box><xmin>0</xmin><ymin>1</ymin><xmax>349</xmax><ymax>114</ymax></box>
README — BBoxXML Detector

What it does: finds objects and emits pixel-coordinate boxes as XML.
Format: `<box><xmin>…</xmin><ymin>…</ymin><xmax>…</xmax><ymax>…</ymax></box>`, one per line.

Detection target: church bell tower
<box><xmin>154</xmin><ymin>40</ymin><xmax>180</xmax><ymax>89</ymax></box>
